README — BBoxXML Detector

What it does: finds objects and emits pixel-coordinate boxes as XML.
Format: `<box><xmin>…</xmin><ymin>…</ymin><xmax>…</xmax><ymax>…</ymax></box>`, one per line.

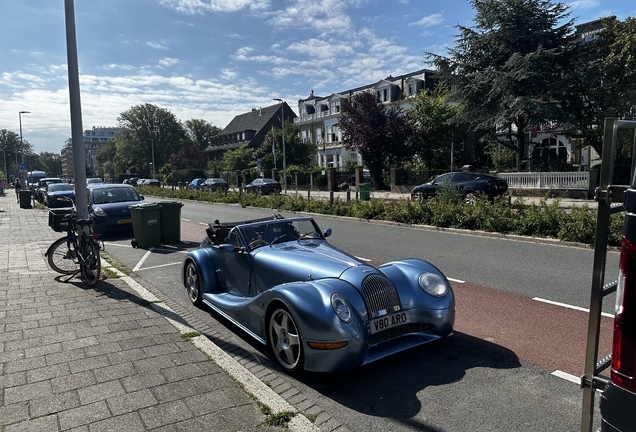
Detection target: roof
<box><xmin>220</xmin><ymin>104</ymin><xmax>282</xmax><ymax>137</ymax></box>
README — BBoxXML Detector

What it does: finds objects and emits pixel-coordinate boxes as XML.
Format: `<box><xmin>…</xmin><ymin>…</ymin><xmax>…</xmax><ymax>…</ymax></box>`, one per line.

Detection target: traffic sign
<box><xmin>19</xmin><ymin>163</ymin><xmax>27</xmax><ymax>172</ymax></box>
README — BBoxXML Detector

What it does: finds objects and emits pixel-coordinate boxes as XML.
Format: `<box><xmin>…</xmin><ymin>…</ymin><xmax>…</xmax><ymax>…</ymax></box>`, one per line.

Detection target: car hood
<box><xmin>253</xmin><ymin>241</ymin><xmax>364</xmax><ymax>282</ymax></box>
<box><xmin>92</xmin><ymin>201</ymin><xmax>141</xmax><ymax>216</ymax></box>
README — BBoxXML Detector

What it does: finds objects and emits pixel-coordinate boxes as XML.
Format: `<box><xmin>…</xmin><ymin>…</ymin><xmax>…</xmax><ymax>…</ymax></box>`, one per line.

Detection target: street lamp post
<box><xmin>18</xmin><ymin>111</ymin><xmax>30</xmax><ymax>187</ymax></box>
<box><xmin>148</xmin><ymin>138</ymin><xmax>155</xmax><ymax>179</ymax></box>
<box><xmin>273</xmin><ymin>98</ymin><xmax>286</xmax><ymax>193</ymax></box>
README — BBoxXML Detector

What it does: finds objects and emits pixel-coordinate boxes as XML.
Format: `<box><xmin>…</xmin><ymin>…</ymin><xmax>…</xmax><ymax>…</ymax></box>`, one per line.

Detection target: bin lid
<box><xmin>158</xmin><ymin>201</ymin><xmax>184</xmax><ymax>207</ymax></box>
<box><xmin>129</xmin><ymin>203</ymin><xmax>162</xmax><ymax>211</ymax></box>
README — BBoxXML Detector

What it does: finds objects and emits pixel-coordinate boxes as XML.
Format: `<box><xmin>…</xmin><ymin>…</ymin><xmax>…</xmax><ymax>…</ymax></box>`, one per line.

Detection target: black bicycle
<box><xmin>45</xmin><ymin>198</ymin><xmax>101</xmax><ymax>286</ymax></box>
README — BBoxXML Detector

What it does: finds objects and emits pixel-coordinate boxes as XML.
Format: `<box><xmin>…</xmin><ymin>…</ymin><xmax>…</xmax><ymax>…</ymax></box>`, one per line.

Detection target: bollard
<box><xmin>307</xmin><ymin>190</ymin><xmax>311</xmax><ymax>200</ymax></box>
<box><xmin>329</xmin><ymin>191</ymin><xmax>334</xmax><ymax>205</ymax></box>
<box><xmin>346</xmin><ymin>189</ymin><xmax>350</xmax><ymax>202</ymax></box>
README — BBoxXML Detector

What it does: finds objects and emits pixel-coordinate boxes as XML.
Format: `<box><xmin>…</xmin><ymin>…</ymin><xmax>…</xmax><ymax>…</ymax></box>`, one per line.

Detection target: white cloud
<box><xmin>410</xmin><ymin>13</ymin><xmax>444</xmax><ymax>28</ymax></box>
<box><xmin>146</xmin><ymin>41</ymin><xmax>169</xmax><ymax>50</ymax></box>
<box><xmin>159</xmin><ymin>0</ymin><xmax>271</xmax><ymax>14</ymax></box>
<box><xmin>158</xmin><ymin>57</ymin><xmax>180</xmax><ymax>67</ymax></box>
<box><xmin>567</xmin><ymin>0</ymin><xmax>599</xmax><ymax>9</ymax></box>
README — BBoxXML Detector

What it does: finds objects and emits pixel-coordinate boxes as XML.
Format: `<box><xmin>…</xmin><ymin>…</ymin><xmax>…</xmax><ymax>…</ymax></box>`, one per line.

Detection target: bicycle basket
<box><xmin>48</xmin><ymin>209</ymin><xmax>76</xmax><ymax>232</ymax></box>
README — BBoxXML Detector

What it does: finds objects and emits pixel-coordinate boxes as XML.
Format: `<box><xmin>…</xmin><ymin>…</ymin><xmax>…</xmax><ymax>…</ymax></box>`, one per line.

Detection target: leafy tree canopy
<box><xmin>255</xmin><ymin>121</ymin><xmax>314</xmax><ymax>170</ymax></box>
<box><xmin>560</xmin><ymin>16</ymin><xmax>636</xmax><ymax>156</ymax></box>
<box><xmin>338</xmin><ymin>91</ymin><xmax>413</xmax><ymax>188</ymax></box>
<box><xmin>184</xmin><ymin>119</ymin><xmax>221</xmax><ymax>151</ymax></box>
<box><xmin>114</xmin><ymin>103</ymin><xmax>187</xmax><ymax>177</ymax></box>
<box><xmin>170</xmin><ymin>143</ymin><xmax>207</xmax><ymax>170</ymax></box>
<box><xmin>406</xmin><ymin>85</ymin><xmax>462</xmax><ymax>169</ymax></box>
<box><xmin>429</xmin><ymin>0</ymin><xmax>575</xmax><ymax>167</ymax></box>
<box><xmin>220</xmin><ymin>145</ymin><xmax>255</xmax><ymax>172</ymax></box>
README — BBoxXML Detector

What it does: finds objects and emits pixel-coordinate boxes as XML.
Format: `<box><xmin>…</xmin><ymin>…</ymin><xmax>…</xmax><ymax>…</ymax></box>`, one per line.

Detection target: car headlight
<box><xmin>331</xmin><ymin>293</ymin><xmax>352</xmax><ymax>323</ymax></box>
<box><xmin>93</xmin><ymin>206</ymin><xmax>107</xmax><ymax>217</ymax></box>
<box><xmin>418</xmin><ymin>272</ymin><xmax>448</xmax><ymax>297</ymax></box>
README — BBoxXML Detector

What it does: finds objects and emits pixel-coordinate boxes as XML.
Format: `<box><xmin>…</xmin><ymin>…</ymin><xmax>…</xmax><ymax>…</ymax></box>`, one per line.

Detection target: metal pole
<box><xmin>64</xmin><ymin>0</ymin><xmax>88</xmax><ymax>219</ymax></box>
<box><xmin>19</xmin><ymin>111</ymin><xmax>29</xmax><ymax>188</ymax></box>
<box><xmin>273</xmin><ymin>98</ymin><xmax>287</xmax><ymax>193</ymax></box>
<box><xmin>149</xmin><ymin>138</ymin><xmax>155</xmax><ymax>179</ymax></box>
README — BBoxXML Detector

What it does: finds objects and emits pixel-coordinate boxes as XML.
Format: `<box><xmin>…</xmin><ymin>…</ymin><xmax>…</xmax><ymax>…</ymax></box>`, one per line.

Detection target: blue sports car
<box><xmin>181</xmin><ymin>215</ymin><xmax>455</xmax><ymax>373</ymax></box>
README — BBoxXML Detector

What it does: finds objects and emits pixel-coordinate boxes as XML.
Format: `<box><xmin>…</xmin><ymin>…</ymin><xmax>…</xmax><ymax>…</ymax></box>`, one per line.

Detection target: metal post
<box><xmin>149</xmin><ymin>138</ymin><xmax>155</xmax><ymax>179</ymax></box>
<box><xmin>273</xmin><ymin>98</ymin><xmax>286</xmax><ymax>193</ymax></box>
<box><xmin>18</xmin><ymin>111</ymin><xmax>29</xmax><ymax>189</ymax></box>
<box><xmin>64</xmin><ymin>0</ymin><xmax>88</xmax><ymax>220</ymax></box>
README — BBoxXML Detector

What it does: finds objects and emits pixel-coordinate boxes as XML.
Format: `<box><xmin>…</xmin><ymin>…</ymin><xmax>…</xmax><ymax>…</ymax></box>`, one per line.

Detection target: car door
<box><xmin>215</xmin><ymin>228</ymin><xmax>253</xmax><ymax>298</ymax></box>
<box><xmin>431</xmin><ymin>173</ymin><xmax>455</xmax><ymax>196</ymax></box>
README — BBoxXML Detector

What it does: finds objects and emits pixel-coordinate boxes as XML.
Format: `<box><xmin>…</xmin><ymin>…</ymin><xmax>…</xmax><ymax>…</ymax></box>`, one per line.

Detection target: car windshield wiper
<box><xmin>270</xmin><ymin>234</ymin><xmax>288</xmax><ymax>245</ymax></box>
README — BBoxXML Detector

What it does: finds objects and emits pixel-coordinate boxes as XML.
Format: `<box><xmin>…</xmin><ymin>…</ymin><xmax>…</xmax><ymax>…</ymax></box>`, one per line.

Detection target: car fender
<box><xmin>378</xmin><ymin>258</ymin><xmax>455</xmax><ymax>310</ymax></box>
<box><xmin>181</xmin><ymin>247</ymin><xmax>223</xmax><ymax>294</ymax></box>
<box><xmin>255</xmin><ymin>279</ymin><xmax>366</xmax><ymax>343</ymax></box>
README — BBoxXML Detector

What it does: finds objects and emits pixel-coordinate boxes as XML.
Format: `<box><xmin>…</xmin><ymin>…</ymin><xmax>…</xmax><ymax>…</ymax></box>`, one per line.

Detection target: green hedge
<box><xmin>137</xmin><ymin>186</ymin><xmax>623</xmax><ymax>247</ymax></box>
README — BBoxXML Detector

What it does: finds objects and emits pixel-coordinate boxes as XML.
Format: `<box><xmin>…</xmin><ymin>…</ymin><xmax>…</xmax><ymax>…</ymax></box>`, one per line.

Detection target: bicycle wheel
<box><xmin>46</xmin><ymin>237</ymin><xmax>80</xmax><ymax>275</ymax></box>
<box><xmin>80</xmin><ymin>241</ymin><xmax>101</xmax><ymax>286</ymax></box>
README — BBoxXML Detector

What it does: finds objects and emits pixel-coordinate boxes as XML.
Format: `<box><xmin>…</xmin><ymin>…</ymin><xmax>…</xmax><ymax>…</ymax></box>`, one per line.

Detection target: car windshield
<box><xmin>239</xmin><ymin>219</ymin><xmax>323</xmax><ymax>250</ymax></box>
<box><xmin>92</xmin><ymin>187</ymin><xmax>141</xmax><ymax>204</ymax></box>
<box><xmin>48</xmin><ymin>184</ymin><xmax>73</xmax><ymax>192</ymax></box>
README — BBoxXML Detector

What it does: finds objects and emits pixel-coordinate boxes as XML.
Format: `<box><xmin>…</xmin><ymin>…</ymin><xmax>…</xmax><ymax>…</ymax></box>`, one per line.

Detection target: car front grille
<box><xmin>361</xmin><ymin>274</ymin><xmax>402</xmax><ymax>318</ymax></box>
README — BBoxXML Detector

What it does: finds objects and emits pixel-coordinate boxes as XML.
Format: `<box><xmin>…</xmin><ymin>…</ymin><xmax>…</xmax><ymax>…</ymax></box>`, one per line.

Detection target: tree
<box><xmin>220</xmin><ymin>145</ymin><xmax>255</xmax><ymax>171</ymax></box>
<box><xmin>184</xmin><ymin>119</ymin><xmax>221</xmax><ymax>151</ymax></box>
<box><xmin>338</xmin><ymin>91</ymin><xmax>413</xmax><ymax>188</ymax></box>
<box><xmin>429</xmin><ymin>0</ymin><xmax>575</xmax><ymax>169</ymax></box>
<box><xmin>406</xmin><ymin>85</ymin><xmax>462</xmax><ymax>169</ymax></box>
<box><xmin>0</xmin><ymin>129</ymin><xmax>29</xmax><ymax>179</ymax></box>
<box><xmin>255</xmin><ymin>121</ymin><xmax>314</xmax><ymax>170</ymax></box>
<box><xmin>560</xmin><ymin>17</ymin><xmax>636</xmax><ymax>156</ymax></box>
<box><xmin>170</xmin><ymin>143</ymin><xmax>207</xmax><ymax>170</ymax></box>
<box><xmin>114</xmin><ymin>104</ymin><xmax>187</xmax><ymax>177</ymax></box>
<box><xmin>38</xmin><ymin>152</ymin><xmax>63</xmax><ymax>178</ymax></box>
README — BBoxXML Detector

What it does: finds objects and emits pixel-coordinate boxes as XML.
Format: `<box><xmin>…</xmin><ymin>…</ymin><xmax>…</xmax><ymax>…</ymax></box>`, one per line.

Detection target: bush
<box><xmin>137</xmin><ymin>186</ymin><xmax>622</xmax><ymax>245</ymax></box>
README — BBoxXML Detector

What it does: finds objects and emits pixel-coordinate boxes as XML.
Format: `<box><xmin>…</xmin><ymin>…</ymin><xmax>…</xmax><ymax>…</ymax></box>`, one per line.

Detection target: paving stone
<box><xmin>3</xmin><ymin>378</ymin><xmax>53</xmax><ymax>404</ymax></box>
<box><xmin>3</xmin><ymin>413</ymin><xmax>59</xmax><ymax>432</ymax></box>
<box><xmin>89</xmin><ymin>412</ymin><xmax>146</xmax><ymax>432</ymax></box>
<box><xmin>28</xmin><ymin>390</ymin><xmax>81</xmax><ymax>418</ymax></box>
<box><xmin>139</xmin><ymin>400</ymin><xmax>192</xmax><ymax>429</ymax></box>
<box><xmin>58</xmin><ymin>400</ymin><xmax>112</xmax><ymax>430</ymax></box>
<box><xmin>78</xmin><ymin>379</ymin><xmax>126</xmax><ymax>404</ymax></box>
<box><xmin>106</xmin><ymin>388</ymin><xmax>158</xmax><ymax>416</ymax></box>
<box><xmin>120</xmin><ymin>370</ymin><xmax>168</xmax><ymax>393</ymax></box>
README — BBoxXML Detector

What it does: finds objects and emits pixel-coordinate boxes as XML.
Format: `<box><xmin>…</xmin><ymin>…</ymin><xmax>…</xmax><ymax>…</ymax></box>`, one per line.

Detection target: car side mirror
<box><xmin>218</xmin><ymin>244</ymin><xmax>235</xmax><ymax>252</ymax></box>
<box><xmin>140</xmin><ymin>196</ymin><xmax>145</xmax><ymax>200</ymax></box>
<box><xmin>323</xmin><ymin>228</ymin><xmax>332</xmax><ymax>238</ymax></box>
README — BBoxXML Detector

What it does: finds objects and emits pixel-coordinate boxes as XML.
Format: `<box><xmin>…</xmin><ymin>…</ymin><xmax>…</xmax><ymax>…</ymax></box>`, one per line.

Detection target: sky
<box><xmin>1</xmin><ymin>0</ymin><xmax>634</xmax><ymax>156</ymax></box>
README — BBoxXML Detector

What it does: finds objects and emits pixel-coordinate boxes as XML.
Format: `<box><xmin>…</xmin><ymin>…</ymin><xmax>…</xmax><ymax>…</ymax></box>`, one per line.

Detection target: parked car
<box><xmin>244</xmin><ymin>178</ymin><xmax>282</xmax><ymax>195</ymax></box>
<box><xmin>181</xmin><ymin>214</ymin><xmax>455</xmax><ymax>372</ymax></box>
<box><xmin>87</xmin><ymin>184</ymin><xmax>144</xmax><ymax>233</ymax></box>
<box><xmin>187</xmin><ymin>178</ymin><xmax>206</xmax><ymax>189</ymax></box>
<box><xmin>43</xmin><ymin>183</ymin><xmax>75</xmax><ymax>208</ymax></box>
<box><xmin>122</xmin><ymin>178</ymin><xmax>139</xmax><ymax>185</ymax></box>
<box><xmin>201</xmin><ymin>178</ymin><xmax>229</xmax><ymax>192</ymax></box>
<box><xmin>411</xmin><ymin>171</ymin><xmax>508</xmax><ymax>202</ymax></box>
<box><xmin>86</xmin><ymin>177</ymin><xmax>104</xmax><ymax>186</ymax></box>
<box><xmin>36</xmin><ymin>178</ymin><xmax>63</xmax><ymax>203</ymax></box>
<box><xmin>141</xmin><ymin>179</ymin><xmax>161</xmax><ymax>187</ymax></box>
<box><xmin>136</xmin><ymin>179</ymin><xmax>146</xmax><ymax>186</ymax></box>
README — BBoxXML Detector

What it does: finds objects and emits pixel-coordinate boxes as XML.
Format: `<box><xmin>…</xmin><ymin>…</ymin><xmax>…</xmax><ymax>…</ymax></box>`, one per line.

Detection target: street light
<box><xmin>273</xmin><ymin>98</ymin><xmax>286</xmax><ymax>193</ymax></box>
<box><xmin>18</xmin><ymin>111</ymin><xmax>30</xmax><ymax>186</ymax></box>
<box><xmin>148</xmin><ymin>128</ymin><xmax>158</xmax><ymax>179</ymax></box>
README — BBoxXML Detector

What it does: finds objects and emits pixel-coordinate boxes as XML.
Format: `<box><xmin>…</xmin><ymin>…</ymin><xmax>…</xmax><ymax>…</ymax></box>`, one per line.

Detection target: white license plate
<box><xmin>366</xmin><ymin>311</ymin><xmax>410</xmax><ymax>335</ymax></box>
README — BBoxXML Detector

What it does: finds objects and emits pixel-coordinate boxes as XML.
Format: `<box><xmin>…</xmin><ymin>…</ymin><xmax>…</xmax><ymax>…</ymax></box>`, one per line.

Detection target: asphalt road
<box><xmin>100</xmin><ymin>198</ymin><xmax>615</xmax><ymax>431</ymax></box>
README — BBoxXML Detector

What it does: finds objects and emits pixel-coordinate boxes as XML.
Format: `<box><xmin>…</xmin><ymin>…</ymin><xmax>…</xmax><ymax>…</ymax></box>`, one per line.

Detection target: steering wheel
<box><xmin>249</xmin><ymin>239</ymin><xmax>269</xmax><ymax>249</ymax></box>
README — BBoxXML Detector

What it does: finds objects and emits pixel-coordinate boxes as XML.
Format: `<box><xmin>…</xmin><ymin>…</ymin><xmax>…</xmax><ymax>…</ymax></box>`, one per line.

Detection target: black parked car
<box><xmin>411</xmin><ymin>172</ymin><xmax>508</xmax><ymax>203</ymax></box>
<box><xmin>201</xmin><ymin>178</ymin><xmax>229</xmax><ymax>192</ymax></box>
<box><xmin>244</xmin><ymin>178</ymin><xmax>282</xmax><ymax>195</ymax></box>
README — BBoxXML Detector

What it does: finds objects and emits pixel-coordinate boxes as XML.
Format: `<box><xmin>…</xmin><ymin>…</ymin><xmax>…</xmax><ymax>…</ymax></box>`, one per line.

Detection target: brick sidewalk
<box><xmin>0</xmin><ymin>189</ymin><xmax>315</xmax><ymax>431</ymax></box>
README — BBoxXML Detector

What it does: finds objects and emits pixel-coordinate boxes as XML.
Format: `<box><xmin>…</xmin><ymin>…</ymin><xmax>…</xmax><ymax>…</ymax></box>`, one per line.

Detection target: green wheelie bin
<box><xmin>130</xmin><ymin>203</ymin><xmax>162</xmax><ymax>249</ymax></box>
<box><xmin>158</xmin><ymin>201</ymin><xmax>184</xmax><ymax>244</ymax></box>
<box><xmin>359</xmin><ymin>183</ymin><xmax>371</xmax><ymax>201</ymax></box>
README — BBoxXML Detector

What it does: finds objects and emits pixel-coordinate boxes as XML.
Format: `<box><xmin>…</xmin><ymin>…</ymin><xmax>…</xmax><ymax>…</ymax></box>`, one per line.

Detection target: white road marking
<box><xmin>199</xmin><ymin>222</ymin><xmax>207</xmax><ymax>225</ymax></box>
<box><xmin>533</xmin><ymin>297</ymin><xmax>614</xmax><ymax>318</ymax></box>
<box><xmin>447</xmin><ymin>277</ymin><xmax>465</xmax><ymax>284</ymax></box>
<box><xmin>134</xmin><ymin>261</ymin><xmax>182</xmax><ymax>271</ymax></box>
<box><xmin>551</xmin><ymin>370</ymin><xmax>581</xmax><ymax>384</ymax></box>
<box><xmin>133</xmin><ymin>248</ymin><xmax>154</xmax><ymax>272</ymax></box>
<box><xmin>182</xmin><ymin>218</ymin><xmax>190</xmax><ymax>221</ymax></box>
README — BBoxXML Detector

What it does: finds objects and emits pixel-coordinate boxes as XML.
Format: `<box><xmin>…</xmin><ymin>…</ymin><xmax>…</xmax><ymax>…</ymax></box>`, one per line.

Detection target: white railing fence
<box><xmin>498</xmin><ymin>172</ymin><xmax>589</xmax><ymax>190</ymax></box>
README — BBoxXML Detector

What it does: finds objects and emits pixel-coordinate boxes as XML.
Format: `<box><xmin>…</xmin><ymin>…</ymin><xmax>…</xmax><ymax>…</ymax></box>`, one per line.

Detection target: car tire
<box><xmin>185</xmin><ymin>261</ymin><xmax>204</xmax><ymax>307</ymax></box>
<box><xmin>268</xmin><ymin>305</ymin><xmax>304</xmax><ymax>372</ymax></box>
<box><xmin>413</xmin><ymin>191</ymin><xmax>425</xmax><ymax>201</ymax></box>
<box><xmin>463</xmin><ymin>190</ymin><xmax>477</xmax><ymax>205</ymax></box>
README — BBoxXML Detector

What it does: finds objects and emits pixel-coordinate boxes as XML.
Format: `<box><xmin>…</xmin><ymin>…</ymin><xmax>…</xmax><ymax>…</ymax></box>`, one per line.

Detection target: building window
<box><xmin>409</xmin><ymin>83</ymin><xmax>416</xmax><ymax>96</ymax></box>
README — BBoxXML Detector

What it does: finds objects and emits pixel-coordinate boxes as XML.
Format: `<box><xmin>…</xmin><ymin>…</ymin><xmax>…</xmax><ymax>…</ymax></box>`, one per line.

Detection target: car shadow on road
<box><xmin>295</xmin><ymin>332</ymin><xmax>521</xmax><ymax>429</ymax></box>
